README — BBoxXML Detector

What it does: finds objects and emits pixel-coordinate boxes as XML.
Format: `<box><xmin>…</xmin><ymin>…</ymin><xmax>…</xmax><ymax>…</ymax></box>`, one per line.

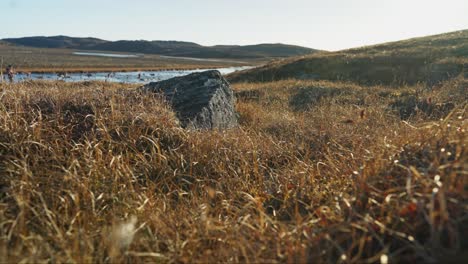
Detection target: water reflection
<box><xmin>73</xmin><ymin>52</ymin><xmax>142</xmax><ymax>58</ymax></box>
<box><xmin>10</xmin><ymin>66</ymin><xmax>253</xmax><ymax>84</ymax></box>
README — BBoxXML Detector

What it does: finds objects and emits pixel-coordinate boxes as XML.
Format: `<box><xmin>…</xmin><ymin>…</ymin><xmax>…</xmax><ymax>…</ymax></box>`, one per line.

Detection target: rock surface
<box><xmin>140</xmin><ymin>70</ymin><xmax>238</xmax><ymax>129</ymax></box>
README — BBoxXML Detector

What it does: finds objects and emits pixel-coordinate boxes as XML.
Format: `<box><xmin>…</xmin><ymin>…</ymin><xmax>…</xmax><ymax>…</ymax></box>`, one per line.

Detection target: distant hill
<box><xmin>2</xmin><ymin>36</ymin><xmax>318</xmax><ymax>59</ymax></box>
<box><xmin>228</xmin><ymin>30</ymin><xmax>468</xmax><ymax>85</ymax></box>
<box><xmin>2</xmin><ymin>36</ymin><xmax>108</xmax><ymax>49</ymax></box>
<box><xmin>212</xmin><ymin>44</ymin><xmax>316</xmax><ymax>58</ymax></box>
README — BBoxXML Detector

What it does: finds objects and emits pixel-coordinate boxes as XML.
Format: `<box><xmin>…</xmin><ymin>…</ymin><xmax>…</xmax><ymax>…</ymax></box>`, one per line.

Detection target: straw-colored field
<box><xmin>0</xmin><ymin>75</ymin><xmax>466</xmax><ymax>262</ymax></box>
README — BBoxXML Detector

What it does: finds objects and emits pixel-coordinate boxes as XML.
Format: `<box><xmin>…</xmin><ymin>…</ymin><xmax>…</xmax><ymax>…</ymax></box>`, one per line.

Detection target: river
<box><xmin>8</xmin><ymin>66</ymin><xmax>252</xmax><ymax>84</ymax></box>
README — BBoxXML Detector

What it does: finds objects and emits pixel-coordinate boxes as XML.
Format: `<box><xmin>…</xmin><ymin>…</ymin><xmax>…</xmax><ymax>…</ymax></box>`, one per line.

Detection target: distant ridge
<box><xmin>2</xmin><ymin>36</ymin><xmax>319</xmax><ymax>59</ymax></box>
<box><xmin>3</xmin><ymin>36</ymin><xmax>108</xmax><ymax>49</ymax></box>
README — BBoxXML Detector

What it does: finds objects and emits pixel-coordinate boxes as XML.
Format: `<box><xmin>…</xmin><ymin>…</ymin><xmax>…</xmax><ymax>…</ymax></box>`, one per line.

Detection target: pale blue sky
<box><xmin>1</xmin><ymin>0</ymin><xmax>467</xmax><ymax>51</ymax></box>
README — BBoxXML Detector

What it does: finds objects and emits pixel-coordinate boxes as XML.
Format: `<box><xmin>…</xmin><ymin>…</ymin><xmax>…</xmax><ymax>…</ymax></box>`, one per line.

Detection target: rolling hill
<box><xmin>2</xmin><ymin>35</ymin><xmax>108</xmax><ymax>49</ymax></box>
<box><xmin>228</xmin><ymin>29</ymin><xmax>468</xmax><ymax>85</ymax></box>
<box><xmin>2</xmin><ymin>36</ymin><xmax>318</xmax><ymax>59</ymax></box>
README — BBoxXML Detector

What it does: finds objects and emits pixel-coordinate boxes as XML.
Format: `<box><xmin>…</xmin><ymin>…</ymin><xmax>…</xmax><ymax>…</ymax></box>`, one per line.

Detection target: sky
<box><xmin>1</xmin><ymin>0</ymin><xmax>467</xmax><ymax>51</ymax></box>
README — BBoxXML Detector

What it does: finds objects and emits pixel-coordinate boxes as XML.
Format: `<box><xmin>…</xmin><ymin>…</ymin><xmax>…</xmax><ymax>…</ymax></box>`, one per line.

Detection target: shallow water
<box><xmin>73</xmin><ymin>52</ymin><xmax>142</xmax><ymax>58</ymax></box>
<box><xmin>159</xmin><ymin>55</ymin><xmax>247</xmax><ymax>64</ymax></box>
<box><xmin>9</xmin><ymin>66</ymin><xmax>253</xmax><ymax>84</ymax></box>
<box><xmin>72</xmin><ymin>52</ymin><xmax>246</xmax><ymax>63</ymax></box>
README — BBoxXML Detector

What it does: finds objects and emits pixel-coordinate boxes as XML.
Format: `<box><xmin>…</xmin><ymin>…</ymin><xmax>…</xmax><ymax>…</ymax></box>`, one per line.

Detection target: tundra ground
<box><xmin>0</xmin><ymin>77</ymin><xmax>466</xmax><ymax>263</ymax></box>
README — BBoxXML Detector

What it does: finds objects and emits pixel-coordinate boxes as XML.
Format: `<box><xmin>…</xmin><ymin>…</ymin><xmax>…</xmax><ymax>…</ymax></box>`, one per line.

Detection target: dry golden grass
<box><xmin>0</xmin><ymin>77</ymin><xmax>466</xmax><ymax>263</ymax></box>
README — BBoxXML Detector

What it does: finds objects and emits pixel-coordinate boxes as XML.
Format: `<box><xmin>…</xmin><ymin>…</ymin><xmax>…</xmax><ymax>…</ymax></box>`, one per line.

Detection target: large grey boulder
<box><xmin>140</xmin><ymin>70</ymin><xmax>238</xmax><ymax>129</ymax></box>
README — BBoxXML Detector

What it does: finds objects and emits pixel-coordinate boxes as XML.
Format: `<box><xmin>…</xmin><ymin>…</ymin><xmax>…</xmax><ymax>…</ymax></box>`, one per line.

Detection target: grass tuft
<box><xmin>0</xmin><ymin>77</ymin><xmax>466</xmax><ymax>263</ymax></box>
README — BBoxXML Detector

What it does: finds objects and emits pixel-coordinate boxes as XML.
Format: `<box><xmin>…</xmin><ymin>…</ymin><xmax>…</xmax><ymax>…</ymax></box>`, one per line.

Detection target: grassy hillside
<box><xmin>0</xmin><ymin>74</ymin><xmax>466</xmax><ymax>262</ymax></box>
<box><xmin>3</xmin><ymin>36</ymin><xmax>318</xmax><ymax>59</ymax></box>
<box><xmin>228</xmin><ymin>30</ymin><xmax>468</xmax><ymax>85</ymax></box>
